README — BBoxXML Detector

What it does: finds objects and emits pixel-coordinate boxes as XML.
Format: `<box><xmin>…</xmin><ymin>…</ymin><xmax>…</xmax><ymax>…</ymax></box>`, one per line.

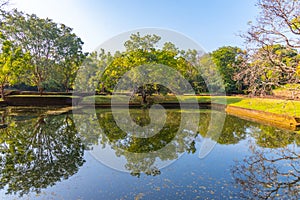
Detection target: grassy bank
<box><xmin>224</xmin><ymin>97</ymin><xmax>300</xmax><ymax>117</ymax></box>
<box><xmin>82</xmin><ymin>95</ymin><xmax>300</xmax><ymax>117</ymax></box>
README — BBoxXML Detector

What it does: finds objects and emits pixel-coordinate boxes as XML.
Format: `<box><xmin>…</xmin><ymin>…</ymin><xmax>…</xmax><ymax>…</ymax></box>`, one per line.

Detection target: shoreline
<box><xmin>2</xmin><ymin>95</ymin><xmax>300</xmax><ymax>131</ymax></box>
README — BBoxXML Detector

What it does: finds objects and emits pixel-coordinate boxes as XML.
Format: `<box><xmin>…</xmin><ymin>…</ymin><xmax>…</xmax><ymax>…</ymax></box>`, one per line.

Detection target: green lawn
<box><xmin>82</xmin><ymin>95</ymin><xmax>117</xmax><ymax>104</ymax></box>
<box><xmin>82</xmin><ymin>95</ymin><xmax>300</xmax><ymax>117</ymax></box>
<box><xmin>7</xmin><ymin>95</ymin><xmax>76</xmax><ymax>98</ymax></box>
<box><xmin>225</xmin><ymin>97</ymin><xmax>300</xmax><ymax>117</ymax></box>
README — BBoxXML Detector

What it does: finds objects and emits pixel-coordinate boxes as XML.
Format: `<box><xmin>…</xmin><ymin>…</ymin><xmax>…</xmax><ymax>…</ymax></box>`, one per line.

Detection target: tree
<box><xmin>1</xmin><ymin>10</ymin><xmax>59</xmax><ymax>94</ymax></box>
<box><xmin>246</xmin><ymin>0</ymin><xmax>300</xmax><ymax>49</ymax></box>
<box><xmin>92</xmin><ymin>49</ymin><xmax>114</xmax><ymax>93</ymax></box>
<box><xmin>211</xmin><ymin>46</ymin><xmax>246</xmax><ymax>94</ymax></box>
<box><xmin>74</xmin><ymin>50</ymin><xmax>113</xmax><ymax>93</ymax></box>
<box><xmin>238</xmin><ymin>0</ymin><xmax>300</xmax><ymax>95</ymax></box>
<box><xmin>55</xmin><ymin>24</ymin><xmax>86</xmax><ymax>92</ymax></box>
<box><xmin>124</xmin><ymin>32</ymin><xmax>161</xmax><ymax>52</ymax></box>
<box><xmin>236</xmin><ymin>45</ymin><xmax>299</xmax><ymax>95</ymax></box>
<box><xmin>197</xmin><ymin>54</ymin><xmax>225</xmax><ymax>94</ymax></box>
<box><xmin>74</xmin><ymin>51</ymin><xmax>100</xmax><ymax>92</ymax></box>
<box><xmin>0</xmin><ymin>0</ymin><xmax>8</xmax><ymax>12</ymax></box>
<box><xmin>1</xmin><ymin>10</ymin><xmax>85</xmax><ymax>93</ymax></box>
<box><xmin>100</xmin><ymin>33</ymin><xmax>199</xmax><ymax>104</ymax></box>
<box><xmin>0</xmin><ymin>32</ymin><xmax>30</xmax><ymax>99</ymax></box>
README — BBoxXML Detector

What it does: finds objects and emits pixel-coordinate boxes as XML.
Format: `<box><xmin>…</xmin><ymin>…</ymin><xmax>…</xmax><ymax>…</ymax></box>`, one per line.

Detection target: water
<box><xmin>0</xmin><ymin>107</ymin><xmax>299</xmax><ymax>199</ymax></box>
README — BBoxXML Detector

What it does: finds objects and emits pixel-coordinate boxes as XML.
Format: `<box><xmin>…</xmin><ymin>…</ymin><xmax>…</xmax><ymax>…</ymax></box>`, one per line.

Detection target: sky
<box><xmin>10</xmin><ymin>0</ymin><xmax>259</xmax><ymax>53</ymax></box>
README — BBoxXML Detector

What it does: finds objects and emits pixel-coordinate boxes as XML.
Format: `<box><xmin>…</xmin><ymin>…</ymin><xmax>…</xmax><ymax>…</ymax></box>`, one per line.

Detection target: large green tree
<box><xmin>211</xmin><ymin>46</ymin><xmax>246</xmax><ymax>94</ymax></box>
<box><xmin>0</xmin><ymin>32</ymin><xmax>30</xmax><ymax>99</ymax></box>
<box><xmin>100</xmin><ymin>33</ymin><xmax>198</xmax><ymax>103</ymax></box>
<box><xmin>1</xmin><ymin>10</ymin><xmax>85</xmax><ymax>93</ymax></box>
<box><xmin>55</xmin><ymin>24</ymin><xmax>86</xmax><ymax>92</ymax></box>
<box><xmin>74</xmin><ymin>50</ymin><xmax>113</xmax><ymax>93</ymax></box>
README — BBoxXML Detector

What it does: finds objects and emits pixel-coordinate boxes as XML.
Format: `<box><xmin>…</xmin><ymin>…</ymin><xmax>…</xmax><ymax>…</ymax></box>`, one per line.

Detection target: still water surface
<box><xmin>0</xmin><ymin>107</ymin><xmax>299</xmax><ymax>199</ymax></box>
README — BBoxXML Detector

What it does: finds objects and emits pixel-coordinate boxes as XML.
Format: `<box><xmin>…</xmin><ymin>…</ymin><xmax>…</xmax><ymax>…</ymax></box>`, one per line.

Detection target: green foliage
<box><xmin>92</xmin><ymin>33</ymin><xmax>224</xmax><ymax>102</ymax></box>
<box><xmin>197</xmin><ymin>54</ymin><xmax>224</xmax><ymax>93</ymax></box>
<box><xmin>0</xmin><ymin>32</ymin><xmax>31</xmax><ymax>98</ymax></box>
<box><xmin>95</xmin><ymin>33</ymin><xmax>202</xmax><ymax>103</ymax></box>
<box><xmin>0</xmin><ymin>10</ymin><xmax>85</xmax><ymax>93</ymax></box>
<box><xmin>0</xmin><ymin>114</ymin><xmax>85</xmax><ymax>196</ymax></box>
<box><xmin>75</xmin><ymin>50</ymin><xmax>113</xmax><ymax>92</ymax></box>
<box><xmin>124</xmin><ymin>32</ymin><xmax>161</xmax><ymax>51</ymax></box>
<box><xmin>239</xmin><ymin>0</ymin><xmax>300</xmax><ymax>96</ymax></box>
<box><xmin>55</xmin><ymin>24</ymin><xmax>86</xmax><ymax>92</ymax></box>
<box><xmin>211</xmin><ymin>46</ymin><xmax>246</xmax><ymax>94</ymax></box>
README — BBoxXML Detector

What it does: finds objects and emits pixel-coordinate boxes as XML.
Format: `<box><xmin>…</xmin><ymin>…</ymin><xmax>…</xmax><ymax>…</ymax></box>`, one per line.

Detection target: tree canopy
<box><xmin>236</xmin><ymin>0</ymin><xmax>300</xmax><ymax>95</ymax></box>
<box><xmin>75</xmin><ymin>32</ymin><xmax>226</xmax><ymax>104</ymax></box>
<box><xmin>0</xmin><ymin>0</ymin><xmax>299</xmax><ymax>98</ymax></box>
<box><xmin>0</xmin><ymin>9</ymin><xmax>86</xmax><ymax>94</ymax></box>
<box><xmin>0</xmin><ymin>32</ymin><xmax>30</xmax><ymax>98</ymax></box>
<box><xmin>211</xmin><ymin>46</ymin><xmax>246</xmax><ymax>93</ymax></box>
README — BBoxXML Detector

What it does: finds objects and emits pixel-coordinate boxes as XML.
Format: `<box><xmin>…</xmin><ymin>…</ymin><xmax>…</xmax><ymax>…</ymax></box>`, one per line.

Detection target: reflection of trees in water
<box><xmin>200</xmin><ymin>113</ymin><xmax>300</xmax><ymax>148</ymax></box>
<box><xmin>199</xmin><ymin>112</ymin><xmax>249</xmax><ymax>144</ymax></box>
<box><xmin>99</xmin><ymin>109</ymin><xmax>179</xmax><ymax>153</ymax></box>
<box><xmin>75</xmin><ymin>108</ymin><xmax>300</xmax><ymax>178</ymax></box>
<box><xmin>232</xmin><ymin>143</ymin><xmax>300</xmax><ymax>199</ymax></box>
<box><xmin>0</xmin><ymin>114</ymin><xmax>85</xmax><ymax>196</ymax></box>
<box><xmin>251</xmin><ymin>126</ymin><xmax>300</xmax><ymax>148</ymax></box>
<box><xmin>96</xmin><ymin>109</ymin><xmax>198</xmax><ymax>177</ymax></box>
<box><xmin>0</xmin><ymin>107</ymin><xmax>298</xmax><ymax>197</ymax></box>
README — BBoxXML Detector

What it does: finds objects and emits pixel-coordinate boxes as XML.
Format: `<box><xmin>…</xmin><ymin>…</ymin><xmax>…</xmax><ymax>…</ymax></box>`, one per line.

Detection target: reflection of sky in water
<box><xmin>0</xmin><ymin>108</ymin><xmax>299</xmax><ymax>199</ymax></box>
<box><xmin>5</xmin><ymin>140</ymin><xmax>250</xmax><ymax>200</ymax></box>
<box><xmin>0</xmin><ymin>138</ymin><xmax>277</xmax><ymax>199</ymax></box>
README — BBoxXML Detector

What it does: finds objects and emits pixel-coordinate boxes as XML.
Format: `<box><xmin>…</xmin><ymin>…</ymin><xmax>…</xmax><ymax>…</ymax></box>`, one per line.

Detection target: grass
<box><xmin>82</xmin><ymin>95</ymin><xmax>115</xmax><ymax>104</ymax></box>
<box><xmin>226</xmin><ymin>97</ymin><xmax>300</xmax><ymax>117</ymax></box>
<box><xmin>86</xmin><ymin>94</ymin><xmax>300</xmax><ymax>117</ymax></box>
<box><xmin>6</xmin><ymin>93</ymin><xmax>300</xmax><ymax>117</ymax></box>
<box><xmin>7</xmin><ymin>95</ymin><xmax>79</xmax><ymax>98</ymax></box>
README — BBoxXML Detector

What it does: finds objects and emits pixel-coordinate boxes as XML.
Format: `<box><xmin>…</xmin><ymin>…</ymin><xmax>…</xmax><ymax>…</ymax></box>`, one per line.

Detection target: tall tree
<box><xmin>55</xmin><ymin>24</ymin><xmax>86</xmax><ymax>92</ymax></box>
<box><xmin>211</xmin><ymin>46</ymin><xmax>246</xmax><ymax>94</ymax></box>
<box><xmin>74</xmin><ymin>50</ymin><xmax>113</xmax><ymax>93</ymax></box>
<box><xmin>238</xmin><ymin>0</ymin><xmax>300</xmax><ymax>95</ymax></box>
<box><xmin>197</xmin><ymin>54</ymin><xmax>224</xmax><ymax>93</ymax></box>
<box><xmin>236</xmin><ymin>45</ymin><xmax>299</xmax><ymax>95</ymax></box>
<box><xmin>246</xmin><ymin>0</ymin><xmax>300</xmax><ymax>49</ymax></box>
<box><xmin>1</xmin><ymin>10</ymin><xmax>59</xmax><ymax>94</ymax></box>
<box><xmin>0</xmin><ymin>32</ymin><xmax>30</xmax><ymax>99</ymax></box>
<box><xmin>124</xmin><ymin>32</ymin><xmax>161</xmax><ymax>52</ymax></box>
<box><xmin>1</xmin><ymin>10</ymin><xmax>85</xmax><ymax>93</ymax></box>
<box><xmin>102</xmin><ymin>34</ymin><xmax>156</xmax><ymax>103</ymax></box>
<box><xmin>101</xmin><ymin>33</ymin><xmax>199</xmax><ymax>104</ymax></box>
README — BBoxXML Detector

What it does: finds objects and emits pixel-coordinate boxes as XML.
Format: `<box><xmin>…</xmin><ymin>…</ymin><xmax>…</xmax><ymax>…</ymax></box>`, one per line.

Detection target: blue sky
<box><xmin>11</xmin><ymin>0</ymin><xmax>259</xmax><ymax>53</ymax></box>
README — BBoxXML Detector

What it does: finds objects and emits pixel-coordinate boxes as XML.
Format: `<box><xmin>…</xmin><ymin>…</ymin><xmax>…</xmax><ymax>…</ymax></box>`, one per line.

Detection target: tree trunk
<box><xmin>65</xmin><ymin>78</ymin><xmax>69</xmax><ymax>92</ymax></box>
<box><xmin>101</xmin><ymin>82</ymin><xmax>105</xmax><ymax>93</ymax></box>
<box><xmin>141</xmin><ymin>89</ymin><xmax>147</xmax><ymax>104</ymax></box>
<box><xmin>37</xmin><ymin>75</ymin><xmax>44</xmax><ymax>96</ymax></box>
<box><xmin>0</xmin><ymin>85</ymin><xmax>4</xmax><ymax>100</ymax></box>
<box><xmin>38</xmin><ymin>86</ymin><xmax>44</xmax><ymax>96</ymax></box>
